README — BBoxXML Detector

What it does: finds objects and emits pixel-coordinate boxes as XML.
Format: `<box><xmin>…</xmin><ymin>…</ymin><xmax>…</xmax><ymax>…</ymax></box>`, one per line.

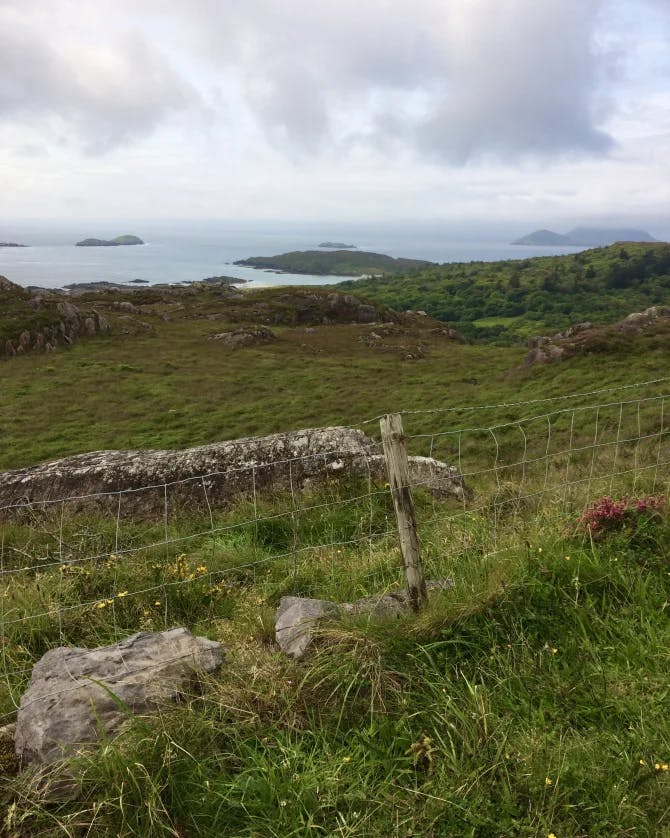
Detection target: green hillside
<box><xmin>338</xmin><ymin>242</ymin><xmax>670</xmax><ymax>342</ymax></box>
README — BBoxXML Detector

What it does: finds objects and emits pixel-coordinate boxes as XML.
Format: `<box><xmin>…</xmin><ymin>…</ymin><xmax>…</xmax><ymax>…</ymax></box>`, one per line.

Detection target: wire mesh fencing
<box><xmin>1</xmin><ymin>377</ymin><xmax>669</xmax><ymax>720</ymax></box>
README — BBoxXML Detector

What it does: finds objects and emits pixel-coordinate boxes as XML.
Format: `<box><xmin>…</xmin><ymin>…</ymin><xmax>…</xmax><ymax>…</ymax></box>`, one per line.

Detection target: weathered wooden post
<box><xmin>380</xmin><ymin>413</ymin><xmax>427</xmax><ymax>611</ymax></box>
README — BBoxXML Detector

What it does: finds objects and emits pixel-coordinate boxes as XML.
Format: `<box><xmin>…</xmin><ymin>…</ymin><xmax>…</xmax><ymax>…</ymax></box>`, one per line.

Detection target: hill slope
<box><xmin>338</xmin><ymin>242</ymin><xmax>670</xmax><ymax>342</ymax></box>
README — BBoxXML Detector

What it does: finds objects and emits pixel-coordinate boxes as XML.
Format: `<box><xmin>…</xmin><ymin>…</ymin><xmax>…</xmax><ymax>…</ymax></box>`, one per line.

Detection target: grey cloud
<box><xmin>0</xmin><ymin>11</ymin><xmax>194</xmax><ymax>153</ymax></box>
<box><xmin>170</xmin><ymin>0</ymin><xmax>615</xmax><ymax>162</ymax></box>
<box><xmin>0</xmin><ymin>0</ymin><xmax>624</xmax><ymax>163</ymax></box>
<box><xmin>414</xmin><ymin>2</ymin><xmax>613</xmax><ymax>162</ymax></box>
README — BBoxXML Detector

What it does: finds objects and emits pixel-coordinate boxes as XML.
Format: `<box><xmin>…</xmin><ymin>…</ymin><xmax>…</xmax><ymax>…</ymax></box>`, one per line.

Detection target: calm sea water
<box><xmin>0</xmin><ymin>220</ymin><xmax>587</xmax><ymax>290</ymax></box>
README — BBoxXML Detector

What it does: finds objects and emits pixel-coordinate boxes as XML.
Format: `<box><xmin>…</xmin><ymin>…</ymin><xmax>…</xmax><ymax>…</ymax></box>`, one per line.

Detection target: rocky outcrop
<box><xmin>210</xmin><ymin>326</ymin><xmax>277</xmax><ymax>348</ymax></box>
<box><xmin>14</xmin><ymin>629</ymin><xmax>223</xmax><ymax>763</ymax></box>
<box><xmin>615</xmin><ymin>305</ymin><xmax>670</xmax><ymax>333</ymax></box>
<box><xmin>1</xmin><ymin>277</ymin><xmax>111</xmax><ymax>358</ymax></box>
<box><xmin>524</xmin><ymin>306</ymin><xmax>670</xmax><ymax>366</ymax></box>
<box><xmin>275</xmin><ymin>579</ymin><xmax>454</xmax><ymax>659</ymax></box>
<box><xmin>0</xmin><ymin>427</ymin><xmax>470</xmax><ymax>519</ymax></box>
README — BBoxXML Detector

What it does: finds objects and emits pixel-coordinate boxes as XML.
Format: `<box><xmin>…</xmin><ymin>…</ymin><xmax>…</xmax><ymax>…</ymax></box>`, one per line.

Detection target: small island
<box><xmin>512</xmin><ymin>227</ymin><xmax>657</xmax><ymax>247</ymax></box>
<box><xmin>318</xmin><ymin>241</ymin><xmax>356</xmax><ymax>249</ymax></box>
<box><xmin>76</xmin><ymin>235</ymin><xmax>144</xmax><ymax>247</ymax></box>
<box><xmin>234</xmin><ymin>249</ymin><xmax>433</xmax><ymax>277</ymax></box>
<box><xmin>0</xmin><ymin>242</ymin><xmax>28</xmax><ymax>248</ymax></box>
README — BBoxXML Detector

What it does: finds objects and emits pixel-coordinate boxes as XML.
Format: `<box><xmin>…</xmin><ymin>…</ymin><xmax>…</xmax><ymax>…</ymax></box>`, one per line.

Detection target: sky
<box><xmin>1</xmin><ymin>0</ymin><xmax>669</xmax><ymax>229</ymax></box>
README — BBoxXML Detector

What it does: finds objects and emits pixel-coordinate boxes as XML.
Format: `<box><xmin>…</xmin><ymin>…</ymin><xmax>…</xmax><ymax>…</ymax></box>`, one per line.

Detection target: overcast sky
<box><xmin>1</xmin><ymin>0</ymin><xmax>669</xmax><ymax>227</ymax></box>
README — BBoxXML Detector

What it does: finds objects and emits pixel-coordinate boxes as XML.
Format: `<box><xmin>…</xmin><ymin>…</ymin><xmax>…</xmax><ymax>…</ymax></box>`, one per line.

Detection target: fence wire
<box><xmin>1</xmin><ymin>380</ymin><xmax>669</xmax><ymax>723</ymax></box>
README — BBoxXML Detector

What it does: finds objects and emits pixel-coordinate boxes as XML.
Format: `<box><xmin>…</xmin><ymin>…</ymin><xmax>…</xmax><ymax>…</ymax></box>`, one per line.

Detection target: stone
<box><xmin>275</xmin><ymin>579</ymin><xmax>454</xmax><ymax>659</ymax></box>
<box><xmin>275</xmin><ymin>597</ymin><xmax>340</xmax><ymax>659</ymax></box>
<box><xmin>0</xmin><ymin>427</ymin><xmax>470</xmax><ymax>519</ymax></box>
<box><xmin>210</xmin><ymin>326</ymin><xmax>277</xmax><ymax>349</ymax></box>
<box><xmin>14</xmin><ymin>628</ymin><xmax>223</xmax><ymax>764</ymax></box>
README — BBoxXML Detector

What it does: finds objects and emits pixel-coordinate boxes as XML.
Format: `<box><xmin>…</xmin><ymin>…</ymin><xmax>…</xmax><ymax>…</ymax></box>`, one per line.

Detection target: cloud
<box><xmin>168</xmin><ymin>0</ymin><xmax>615</xmax><ymax>162</ymax></box>
<box><xmin>0</xmin><ymin>0</ymin><xmax>656</xmax><ymax>165</ymax></box>
<box><xmin>415</xmin><ymin>1</ymin><xmax>614</xmax><ymax>162</ymax></box>
<box><xmin>0</xmin><ymin>4</ymin><xmax>195</xmax><ymax>153</ymax></box>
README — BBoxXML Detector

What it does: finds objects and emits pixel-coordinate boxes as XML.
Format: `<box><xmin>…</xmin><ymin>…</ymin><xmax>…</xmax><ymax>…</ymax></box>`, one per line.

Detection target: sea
<box><xmin>0</xmin><ymin>219</ymin><xmax>590</xmax><ymax>290</ymax></box>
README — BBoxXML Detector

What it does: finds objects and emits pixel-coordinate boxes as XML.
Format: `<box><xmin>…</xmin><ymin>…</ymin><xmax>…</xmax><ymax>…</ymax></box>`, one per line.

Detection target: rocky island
<box><xmin>234</xmin><ymin>249</ymin><xmax>433</xmax><ymax>276</ymax></box>
<box><xmin>0</xmin><ymin>242</ymin><xmax>28</xmax><ymax>248</ymax></box>
<box><xmin>76</xmin><ymin>235</ymin><xmax>144</xmax><ymax>247</ymax></box>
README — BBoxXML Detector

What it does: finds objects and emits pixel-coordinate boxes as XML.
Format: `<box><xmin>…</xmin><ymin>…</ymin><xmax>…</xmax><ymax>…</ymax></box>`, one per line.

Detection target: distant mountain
<box><xmin>564</xmin><ymin>227</ymin><xmax>657</xmax><ymax>245</ymax></box>
<box><xmin>511</xmin><ymin>230</ymin><xmax>572</xmax><ymax>246</ymax></box>
<box><xmin>76</xmin><ymin>235</ymin><xmax>144</xmax><ymax>247</ymax></box>
<box><xmin>318</xmin><ymin>242</ymin><xmax>356</xmax><ymax>249</ymax></box>
<box><xmin>512</xmin><ymin>227</ymin><xmax>657</xmax><ymax>247</ymax></box>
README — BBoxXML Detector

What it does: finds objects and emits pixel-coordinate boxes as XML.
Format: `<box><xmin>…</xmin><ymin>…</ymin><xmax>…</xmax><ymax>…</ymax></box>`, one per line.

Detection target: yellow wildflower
<box><xmin>154</xmin><ymin>600</ymin><xmax>162</xmax><ymax>606</ymax></box>
<box><xmin>96</xmin><ymin>601</ymin><xmax>107</xmax><ymax>609</ymax></box>
<box><xmin>545</xmin><ymin>777</ymin><xmax>553</xmax><ymax>786</ymax></box>
<box><xmin>342</xmin><ymin>756</ymin><xmax>351</xmax><ymax>763</ymax></box>
<box><xmin>117</xmin><ymin>590</ymin><xmax>128</xmax><ymax>598</ymax></box>
<box><xmin>197</xmin><ymin>565</ymin><xmax>207</xmax><ymax>574</ymax></box>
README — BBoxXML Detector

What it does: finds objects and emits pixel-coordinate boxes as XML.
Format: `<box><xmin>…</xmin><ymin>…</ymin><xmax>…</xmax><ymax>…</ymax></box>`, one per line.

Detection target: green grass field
<box><xmin>2</xmin><ymin>474</ymin><xmax>669</xmax><ymax>836</ymax></box>
<box><xmin>2</xmin><ymin>280</ymin><xmax>670</xmax><ymax>836</ymax></box>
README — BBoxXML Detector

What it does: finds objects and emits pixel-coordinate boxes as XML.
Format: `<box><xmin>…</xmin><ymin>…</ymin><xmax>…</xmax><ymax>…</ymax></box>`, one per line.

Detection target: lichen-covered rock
<box><xmin>14</xmin><ymin>629</ymin><xmax>223</xmax><ymax>764</ymax></box>
<box><xmin>0</xmin><ymin>427</ymin><xmax>469</xmax><ymax>519</ymax></box>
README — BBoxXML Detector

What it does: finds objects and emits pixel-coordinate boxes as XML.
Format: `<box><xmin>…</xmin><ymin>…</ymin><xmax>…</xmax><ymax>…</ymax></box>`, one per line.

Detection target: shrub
<box><xmin>581</xmin><ymin>494</ymin><xmax>665</xmax><ymax>535</ymax></box>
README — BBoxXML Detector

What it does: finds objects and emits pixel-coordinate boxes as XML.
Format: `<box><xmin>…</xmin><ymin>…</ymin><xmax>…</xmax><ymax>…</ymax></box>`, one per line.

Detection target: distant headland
<box><xmin>76</xmin><ymin>235</ymin><xmax>144</xmax><ymax>247</ymax></box>
<box><xmin>512</xmin><ymin>227</ymin><xmax>657</xmax><ymax>247</ymax></box>
<box><xmin>0</xmin><ymin>242</ymin><xmax>28</xmax><ymax>248</ymax></box>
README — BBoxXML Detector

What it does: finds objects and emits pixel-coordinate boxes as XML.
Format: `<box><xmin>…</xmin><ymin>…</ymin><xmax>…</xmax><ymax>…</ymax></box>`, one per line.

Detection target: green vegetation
<box><xmin>76</xmin><ymin>235</ymin><xmax>144</xmax><ymax>246</ymax></box>
<box><xmin>339</xmin><ymin>242</ymin><xmax>670</xmax><ymax>342</ymax></box>
<box><xmin>0</xmin><ymin>279</ymin><xmax>64</xmax><ymax>346</ymax></box>
<box><xmin>2</xmin><ymin>280</ymin><xmax>670</xmax><ymax>471</ymax></box>
<box><xmin>2</xmin><ymin>264</ymin><xmax>670</xmax><ymax>834</ymax></box>
<box><xmin>234</xmin><ymin>249</ymin><xmax>433</xmax><ymax>276</ymax></box>
<box><xmin>2</xmin><ymin>466</ymin><xmax>670</xmax><ymax>835</ymax></box>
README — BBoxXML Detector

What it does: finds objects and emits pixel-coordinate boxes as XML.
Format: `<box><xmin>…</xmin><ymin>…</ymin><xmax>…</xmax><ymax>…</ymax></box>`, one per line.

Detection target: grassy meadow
<box><xmin>1</xmin><ymin>276</ymin><xmax>670</xmax><ymax>835</ymax></box>
<box><xmin>1</xmin><ymin>281</ymin><xmax>669</xmax><ymax>471</ymax></box>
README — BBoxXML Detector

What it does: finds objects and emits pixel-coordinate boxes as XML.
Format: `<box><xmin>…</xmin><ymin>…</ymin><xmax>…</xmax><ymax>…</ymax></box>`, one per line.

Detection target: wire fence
<box><xmin>1</xmin><ymin>376</ymin><xmax>669</xmax><ymax>722</ymax></box>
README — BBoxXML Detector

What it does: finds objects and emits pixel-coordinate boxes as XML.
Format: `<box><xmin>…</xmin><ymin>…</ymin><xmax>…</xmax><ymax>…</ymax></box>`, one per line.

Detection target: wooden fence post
<box><xmin>380</xmin><ymin>413</ymin><xmax>427</xmax><ymax>611</ymax></box>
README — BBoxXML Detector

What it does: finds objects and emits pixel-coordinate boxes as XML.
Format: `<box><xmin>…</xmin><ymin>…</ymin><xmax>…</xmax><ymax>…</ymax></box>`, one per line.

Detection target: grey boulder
<box><xmin>14</xmin><ymin>628</ymin><xmax>223</xmax><ymax>764</ymax></box>
<box><xmin>275</xmin><ymin>579</ymin><xmax>454</xmax><ymax>660</ymax></box>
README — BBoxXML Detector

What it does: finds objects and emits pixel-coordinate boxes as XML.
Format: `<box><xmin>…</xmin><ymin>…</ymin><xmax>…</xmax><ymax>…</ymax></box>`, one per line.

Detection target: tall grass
<box><xmin>2</xmin><ymin>476</ymin><xmax>669</xmax><ymax>836</ymax></box>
